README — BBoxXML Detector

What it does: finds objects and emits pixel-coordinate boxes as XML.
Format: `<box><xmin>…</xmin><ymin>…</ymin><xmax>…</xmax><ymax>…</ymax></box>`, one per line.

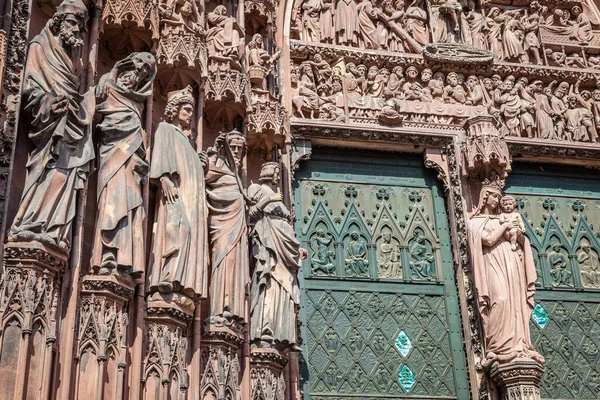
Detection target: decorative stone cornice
<box><xmin>81</xmin><ymin>274</ymin><xmax>135</xmax><ymax>303</ymax></box>
<box><xmin>250</xmin><ymin>348</ymin><xmax>288</xmax><ymax>369</ymax></box>
<box><xmin>146</xmin><ymin>298</ymin><xmax>195</xmax><ymax>327</ymax></box>
<box><xmin>4</xmin><ymin>241</ymin><xmax>67</xmax><ymax>271</ymax></box>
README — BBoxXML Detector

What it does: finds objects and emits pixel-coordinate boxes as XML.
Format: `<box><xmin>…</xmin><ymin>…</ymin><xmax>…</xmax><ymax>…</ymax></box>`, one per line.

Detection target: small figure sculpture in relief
<box><xmin>310</xmin><ymin>228</ymin><xmax>336</xmax><ymax>275</ymax></box>
<box><xmin>147</xmin><ymin>86</ymin><xmax>208</xmax><ymax>298</ymax></box>
<box><xmin>92</xmin><ymin>52</ymin><xmax>156</xmax><ymax>276</ymax></box>
<box><xmin>409</xmin><ymin>228</ymin><xmax>435</xmax><ymax>279</ymax></box>
<box><xmin>577</xmin><ymin>239</ymin><xmax>600</xmax><ymax>288</ymax></box>
<box><xmin>548</xmin><ymin>241</ymin><xmax>572</xmax><ymax>287</ymax></box>
<box><xmin>335</xmin><ymin>0</ymin><xmax>359</xmax><ymax>46</ymax></box>
<box><xmin>377</xmin><ymin>231</ymin><xmax>402</xmax><ymax>278</ymax></box>
<box><xmin>405</xmin><ymin>0</ymin><xmax>429</xmax><ymax>46</ymax></box>
<box><xmin>357</xmin><ymin>0</ymin><xmax>380</xmax><ymax>49</ymax></box>
<box><xmin>301</xmin><ymin>0</ymin><xmax>331</xmax><ymax>42</ymax></box>
<box><xmin>206</xmin><ymin>5</ymin><xmax>243</xmax><ymax>64</ymax></box>
<box><xmin>443</xmin><ymin>71</ymin><xmax>466</xmax><ymax>104</ymax></box>
<box><xmin>548</xmin><ymin>81</ymin><xmax>568</xmax><ymax>141</ymax></box>
<box><xmin>345</xmin><ymin>231</ymin><xmax>369</xmax><ymax>276</ymax></box>
<box><xmin>246</xmin><ymin>34</ymin><xmax>281</xmax><ymax>90</ymax></box>
<box><xmin>499</xmin><ymin>196</ymin><xmax>525</xmax><ymax>252</ymax></box>
<box><xmin>468</xmin><ymin>179</ymin><xmax>544</xmax><ymax>367</ymax></box>
<box><xmin>8</xmin><ymin>0</ymin><xmax>95</xmax><ymax>252</ymax></box>
<box><xmin>502</xmin><ymin>11</ymin><xmax>526</xmax><ymax>63</ymax></box>
<box><xmin>429</xmin><ymin>0</ymin><xmax>471</xmax><ymax>45</ymax></box>
<box><xmin>249</xmin><ymin>162</ymin><xmax>304</xmax><ymax>350</ymax></box>
<box><xmin>568</xmin><ymin>5</ymin><xmax>593</xmax><ymax>44</ymax></box>
<box><xmin>160</xmin><ymin>0</ymin><xmax>204</xmax><ymax>36</ymax></box>
<box><xmin>206</xmin><ymin>130</ymin><xmax>249</xmax><ymax>324</ymax></box>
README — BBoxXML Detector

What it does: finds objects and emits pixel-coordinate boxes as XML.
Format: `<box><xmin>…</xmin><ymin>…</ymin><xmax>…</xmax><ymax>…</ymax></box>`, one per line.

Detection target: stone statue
<box><xmin>147</xmin><ymin>86</ymin><xmax>208</xmax><ymax>298</ymax></box>
<box><xmin>468</xmin><ymin>179</ymin><xmax>544</xmax><ymax>367</ymax></box>
<box><xmin>498</xmin><ymin>196</ymin><xmax>525</xmax><ymax>252</ymax></box>
<box><xmin>206</xmin><ymin>5</ymin><xmax>243</xmax><ymax>62</ymax></box>
<box><xmin>206</xmin><ymin>130</ymin><xmax>248</xmax><ymax>324</ymax></box>
<box><xmin>160</xmin><ymin>0</ymin><xmax>204</xmax><ymax>35</ymax></box>
<box><xmin>246</xmin><ymin>34</ymin><xmax>280</xmax><ymax>90</ymax></box>
<box><xmin>92</xmin><ymin>52</ymin><xmax>156</xmax><ymax>276</ymax></box>
<box><xmin>8</xmin><ymin>0</ymin><xmax>95</xmax><ymax>252</ymax></box>
<box><xmin>249</xmin><ymin>162</ymin><xmax>303</xmax><ymax>350</ymax></box>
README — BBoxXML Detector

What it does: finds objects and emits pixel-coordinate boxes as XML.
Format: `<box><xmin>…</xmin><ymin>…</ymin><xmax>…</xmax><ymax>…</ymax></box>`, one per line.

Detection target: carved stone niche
<box><xmin>250</xmin><ymin>348</ymin><xmax>287</xmax><ymax>400</ymax></box>
<box><xmin>205</xmin><ymin>57</ymin><xmax>251</xmax><ymax>127</ymax></box>
<box><xmin>247</xmin><ymin>89</ymin><xmax>290</xmax><ymax>157</ymax></box>
<box><xmin>490</xmin><ymin>359</ymin><xmax>545</xmax><ymax>400</ymax></box>
<box><xmin>75</xmin><ymin>275</ymin><xmax>134</xmax><ymax>399</ymax></box>
<box><xmin>200</xmin><ymin>327</ymin><xmax>244</xmax><ymax>400</ymax></box>
<box><xmin>245</xmin><ymin>0</ymin><xmax>275</xmax><ymax>31</ymax></box>
<box><xmin>0</xmin><ymin>242</ymin><xmax>67</xmax><ymax>400</ymax></box>
<box><xmin>101</xmin><ymin>0</ymin><xmax>159</xmax><ymax>59</ymax></box>
<box><xmin>462</xmin><ymin>114</ymin><xmax>512</xmax><ymax>182</ymax></box>
<box><xmin>143</xmin><ymin>297</ymin><xmax>194</xmax><ymax>399</ymax></box>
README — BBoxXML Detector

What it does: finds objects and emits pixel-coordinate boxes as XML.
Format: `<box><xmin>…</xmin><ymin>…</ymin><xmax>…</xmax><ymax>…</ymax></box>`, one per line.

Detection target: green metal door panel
<box><xmin>294</xmin><ymin>150</ymin><xmax>469</xmax><ymax>399</ymax></box>
<box><xmin>506</xmin><ymin>164</ymin><xmax>600</xmax><ymax>399</ymax></box>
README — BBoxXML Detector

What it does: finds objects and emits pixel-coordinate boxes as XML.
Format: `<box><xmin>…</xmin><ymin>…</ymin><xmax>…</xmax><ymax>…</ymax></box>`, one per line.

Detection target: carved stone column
<box><xmin>250</xmin><ymin>348</ymin><xmax>287</xmax><ymax>400</ymax></box>
<box><xmin>0</xmin><ymin>242</ymin><xmax>67</xmax><ymax>400</ymax></box>
<box><xmin>490</xmin><ymin>360</ymin><xmax>544</xmax><ymax>400</ymax></box>
<box><xmin>142</xmin><ymin>295</ymin><xmax>194</xmax><ymax>399</ymax></box>
<box><xmin>74</xmin><ymin>275</ymin><xmax>134</xmax><ymax>399</ymax></box>
<box><xmin>200</xmin><ymin>325</ymin><xmax>244</xmax><ymax>400</ymax></box>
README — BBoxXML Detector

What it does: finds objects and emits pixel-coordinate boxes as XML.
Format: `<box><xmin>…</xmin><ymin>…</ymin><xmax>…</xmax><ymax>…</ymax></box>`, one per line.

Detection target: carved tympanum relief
<box><xmin>291</xmin><ymin>0</ymin><xmax>600</xmax><ymax>65</ymax></box>
<box><xmin>291</xmin><ymin>55</ymin><xmax>600</xmax><ymax>143</ymax></box>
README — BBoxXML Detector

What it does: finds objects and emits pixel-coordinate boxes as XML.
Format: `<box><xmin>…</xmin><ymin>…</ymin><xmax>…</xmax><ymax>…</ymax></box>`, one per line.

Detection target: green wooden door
<box><xmin>505</xmin><ymin>164</ymin><xmax>600</xmax><ymax>399</ymax></box>
<box><xmin>294</xmin><ymin>149</ymin><xmax>469</xmax><ymax>399</ymax></box>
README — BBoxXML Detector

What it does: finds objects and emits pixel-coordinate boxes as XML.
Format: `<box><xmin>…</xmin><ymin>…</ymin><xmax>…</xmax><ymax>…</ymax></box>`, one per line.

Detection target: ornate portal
<box><xmin>1</xmin><ymin>0</ymin><xmax>600</xmax><ymax>398</ymax></box>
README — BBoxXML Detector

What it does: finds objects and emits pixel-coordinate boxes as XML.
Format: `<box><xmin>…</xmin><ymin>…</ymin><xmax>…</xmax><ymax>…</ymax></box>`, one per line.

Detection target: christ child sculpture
<box><xmin>499</xmin><ymin>195</ymin><xmax>525</xmax><ymax>251</ymax></box>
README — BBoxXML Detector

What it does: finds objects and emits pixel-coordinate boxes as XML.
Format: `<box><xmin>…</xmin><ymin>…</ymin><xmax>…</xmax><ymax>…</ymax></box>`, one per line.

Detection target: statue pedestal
<box><xmin>250</xmin><ymin>348</ymin><xmax>288</xmax><ymax>400</ymax></box>
<box><xmin>142</xmin><ymin>295</ymin><xmax>194</xmax><ymax>398</ymax></box>
<box><xmin>490</xmin><ymin>359</ymin><xmax>545</xmax><ymax>400</ymax></box>
<box><xmin>75</xmin><ymin>274</ymin><xmax>134</xmax><ymax>399</ymax></box>
<box><xmin>200</xmin><ymin>323</ymin><xmax>244</xmax><ymax>400</ymax></box>
<box><xmin>0</xmin><ymin>242</ymin><xmax>67</xmax><ymax>400</ymax></box>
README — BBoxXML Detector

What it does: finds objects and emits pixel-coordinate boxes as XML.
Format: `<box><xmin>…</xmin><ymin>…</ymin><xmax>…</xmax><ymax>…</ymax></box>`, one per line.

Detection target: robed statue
<box><xmin>147</xmin><ymin>86</ymin><xmax>208</xmax><ymax>299</ymax></box>
<box><xmin>91</xmin><ymin>52</ymin><xmax>156</xmax><ymax>276</ymax></box>
<box><xmin>206</xmin><ymin>130</ymin><xmax>248</xmax><ymax>324</ymax></box>
<box><xmin>8</xmin><ymin>0</ymin><xmax>95</xmax><ymax>251</ymax></box>
<box><xmin>468</xmin><ymin>179</ymin><xmax>545</xmax><ymax>368</ymax></box>
<box><xmin>249</xmin><ymin>162</ymin><xmax>303</xmax><ymax>349</ymax></box>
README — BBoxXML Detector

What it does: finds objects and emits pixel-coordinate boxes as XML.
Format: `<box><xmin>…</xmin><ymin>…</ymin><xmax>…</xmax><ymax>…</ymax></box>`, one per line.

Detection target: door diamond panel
<box><xmin>294</xmin><ymin>150</ymin><xmax>469</xmax><ymax>399</ymax></box>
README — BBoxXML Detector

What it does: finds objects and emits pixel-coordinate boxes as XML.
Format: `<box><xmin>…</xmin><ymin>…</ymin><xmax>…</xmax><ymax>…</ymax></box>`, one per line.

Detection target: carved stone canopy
<box><xmin>462</xmin><ymin>114</ymin><xmax>512</xmax><ymax>181</ymax></box>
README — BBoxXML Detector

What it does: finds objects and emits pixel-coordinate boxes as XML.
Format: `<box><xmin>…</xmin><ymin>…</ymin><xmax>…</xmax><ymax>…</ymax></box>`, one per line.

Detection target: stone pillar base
<box><xmin>0</xmin><ymin>242</ymin><xmax>67</xmax><ymax>400</ymax></box>
<box><xmin>250</xmin><ymin>348</ymin><xmax>288</xmax><ymax>400</ymax></box>
<box><xmin>490</xmin><ymin>359</ymin><xmax>545</xmax><ymax>400</ymax></box>
<box><xmin>200</xmin><ymin>324</ymin><xmax>244</xmax><ymax>400</ymax></box>
<box><xmin>75</xmin><ymin>275</ymin><xmax>134</xmax><ymax>399</ymax></box>
<box><xmin>143</xmin><ymin>294</ymin><xmax>195</xmax><ymax>398</ymax></box>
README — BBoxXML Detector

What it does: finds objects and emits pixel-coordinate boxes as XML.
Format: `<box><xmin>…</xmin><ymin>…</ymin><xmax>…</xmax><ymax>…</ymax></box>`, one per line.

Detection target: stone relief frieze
<box><xmin>290</xmin><ymin>53</ymin><xmax>600</xmax><ymax>144</ymax></box>
<box><xmin>291</xmin><ymin>0</ymin><xmax>600</xmax><ymax>67</ymax></box>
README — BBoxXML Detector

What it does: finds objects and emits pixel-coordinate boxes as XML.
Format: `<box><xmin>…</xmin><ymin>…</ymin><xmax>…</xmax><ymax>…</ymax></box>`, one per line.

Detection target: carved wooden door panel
<box><xmin>294</xmin><ymin>150</ymin><xmax>469</xmax><ymax>399</ymax></box>
<box><xmin>506</xmin><ymin>164</ymin><xmax>600</xmax><ymax>399</ymax></box>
